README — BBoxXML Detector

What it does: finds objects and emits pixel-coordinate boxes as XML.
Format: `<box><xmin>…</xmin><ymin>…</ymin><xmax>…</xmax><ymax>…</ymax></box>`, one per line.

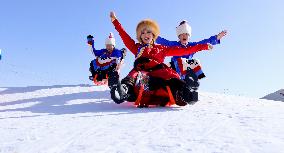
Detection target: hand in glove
<box><xmin>87</xmin><ymin>35</ymin><xmax>94</xmax><ymax>46</ymax></box>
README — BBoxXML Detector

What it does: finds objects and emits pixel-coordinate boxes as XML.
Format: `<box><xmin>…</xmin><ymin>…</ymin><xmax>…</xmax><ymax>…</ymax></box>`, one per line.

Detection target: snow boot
<box><xmin>182</xmin><ymin>87</ymin><xmax>198</xmax><ymax>104</ymax></box>
<box><xmin>121</xmin><ymin>77</ymin><xmax>137</xmax><ymax>102</ymax></box>
<box><xmin>184</xmin><ymin>71</ymin><xmax>200</xmax><ymax>91</ymax></box>
<box><xmin>175</xmin><ymin>87</ymin><xmax>198</xmax><ymax>105</ymax></box>
<box><xmin>175</xmin><ymin>91</ymin><xmax>188</xmax><ymax>106</ymax></box>
<box><xmin>110</xmin><ymin>81</ymin><xmax>128</xmax><ymax>104</ymax></box>
<box><xmin>182</xmin><ymin>70</ymin><xmax>200</xmax><ymax>104</ymax></box>
<box><xmin>166</xmin><ymin>78</ymin><xmax>188</xmax><ymax>106</ymax></box>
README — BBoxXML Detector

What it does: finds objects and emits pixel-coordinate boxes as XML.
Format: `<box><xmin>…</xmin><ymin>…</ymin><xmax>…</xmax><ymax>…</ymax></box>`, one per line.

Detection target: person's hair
<box><xmin>136</xmin><ymin>19</ymin><xmax>160</xmax><ymax>43</ymax></box>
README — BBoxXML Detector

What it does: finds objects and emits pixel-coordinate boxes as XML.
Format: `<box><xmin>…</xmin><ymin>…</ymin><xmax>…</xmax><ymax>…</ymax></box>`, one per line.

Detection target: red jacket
<box><xmin>113</xmin><ymin>19</ymin><xmax>209</xmax><ymax>80</ymax></box>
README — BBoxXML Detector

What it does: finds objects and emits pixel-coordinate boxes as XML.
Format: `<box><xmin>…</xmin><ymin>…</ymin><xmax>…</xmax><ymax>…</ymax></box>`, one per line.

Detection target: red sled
<box><xmin>92</xmin><ymin>74</ymin><xmax>108</xmax><ymax>86</ymax></box>
<box><xmin>132</xmin><ymin>71</ymin><xmax>176</xmax><ymax>107</ymax></box>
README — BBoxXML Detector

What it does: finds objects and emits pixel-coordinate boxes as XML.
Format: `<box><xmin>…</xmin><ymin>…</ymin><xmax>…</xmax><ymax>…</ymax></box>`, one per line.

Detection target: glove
<box><xmin>121</xmin><ymin>48</ymin><xmax>127</xmax><ymax>53</ymax></box>
<box><xmin>87</xmin><ymin>35</ymin><xmax>94</xmax><ymax>45</ymax></box>
<box><xmin>121</xmin><ymin>48</ymin><xmax>127</xmax><ymax>58</ymax></box>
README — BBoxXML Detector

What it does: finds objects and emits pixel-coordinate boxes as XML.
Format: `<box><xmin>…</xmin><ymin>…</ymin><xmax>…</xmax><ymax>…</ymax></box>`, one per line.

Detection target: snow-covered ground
<box><xmin>1</xmin><ymin>85</ymin><xmax>284</xmax><ymax>153</ymax></box>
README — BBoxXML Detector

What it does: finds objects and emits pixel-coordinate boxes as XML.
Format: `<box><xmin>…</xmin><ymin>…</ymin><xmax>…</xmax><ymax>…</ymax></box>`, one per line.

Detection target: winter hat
<box><xmin>176</xmin><ymin>20</ymin><xmax>192</xmax><ymax>38</ymax></box>
<box><xmin>105</xmin><ymin>32</ymin><xmax>116</xmax><ymax>46</ymax></box>
<box><xmin>136</xmin><ymin>19</ymin><xmax>160</xmax><ymax>43</ymax></box>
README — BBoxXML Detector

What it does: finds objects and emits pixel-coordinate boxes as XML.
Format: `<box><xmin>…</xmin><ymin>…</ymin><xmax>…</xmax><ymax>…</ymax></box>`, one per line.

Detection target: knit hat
<box><xmin>136</xmin><ymin>19</ymin><xmax>160</xmax><ymax>43</ymax></box>
<box><xmin>105</xmin><ymin>32</ymin><xmax>115</xmax><ymax>46</ymax></box>
<box><xmin>176</xmin><ymin>20</ymin><xmax>192</xmax><ymax>38</ymax></box>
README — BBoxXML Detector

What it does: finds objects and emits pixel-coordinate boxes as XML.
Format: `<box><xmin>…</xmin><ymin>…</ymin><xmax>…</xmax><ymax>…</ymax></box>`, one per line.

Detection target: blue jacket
<box><xmin>92</xmin><ymin>48</ymin><xmax>123</xmax><ymax>59</ymax></box>
<box><xmin>91</xmin><ymin>46</ymin><xmax>123</xmax><ymax>71</ymax></box>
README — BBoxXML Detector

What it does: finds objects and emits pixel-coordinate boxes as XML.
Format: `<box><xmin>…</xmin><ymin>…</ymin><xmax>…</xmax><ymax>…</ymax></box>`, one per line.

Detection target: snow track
<box><xmin>1</xmin><ymin>85</ymin><xmax>284</xmax><ymax>153</ymax></box>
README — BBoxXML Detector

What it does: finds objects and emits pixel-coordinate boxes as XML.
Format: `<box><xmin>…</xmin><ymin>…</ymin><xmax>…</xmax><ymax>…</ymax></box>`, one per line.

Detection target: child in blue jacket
<box><xmin>87</xmin><ymin>33</ymin><xmax>126</xmax><ymax>87</ymax></box>
<box><xmin>156</xmin><ymin>20</ymin><xmax>227</xmax><ymax>102</ymax></box>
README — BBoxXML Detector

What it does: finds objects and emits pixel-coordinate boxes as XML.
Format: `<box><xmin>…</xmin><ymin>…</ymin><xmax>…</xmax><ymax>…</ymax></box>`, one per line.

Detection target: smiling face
<box><xmin>178</xmin><ymin>33</ymin><xmax>190</xmax><ymax>46</ymax></box>
<box><xmin>140</xmin><ymin>28</ymin><xmax>154</xmax><ymax>44</ymax></box>
<box><xmin>106</xmin><ymin>44</ymin><xmax>114</xmax><ymax>52</ymax></box>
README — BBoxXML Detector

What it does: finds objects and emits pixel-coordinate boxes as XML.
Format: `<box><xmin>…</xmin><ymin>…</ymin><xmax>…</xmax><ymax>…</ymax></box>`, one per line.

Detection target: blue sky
<box><xmin>0</xmin><ymin>0</ymin><xmax>283</xmax><ymax>98</ymax></box>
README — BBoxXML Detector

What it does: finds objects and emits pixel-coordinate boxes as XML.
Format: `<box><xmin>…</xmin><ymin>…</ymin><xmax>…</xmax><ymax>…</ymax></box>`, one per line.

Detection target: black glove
<box><xmin>87</xmin><ymin>35</ymin><xmax>94</xmax><ymax>45</ymax></box>
<box><xmin>87</xmin><ymin>35</ymin><xmax>94</xmax><ymax>39</ymax></box>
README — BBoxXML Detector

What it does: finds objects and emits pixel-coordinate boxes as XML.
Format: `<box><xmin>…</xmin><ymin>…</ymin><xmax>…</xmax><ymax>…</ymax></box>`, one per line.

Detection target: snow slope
<box><xmin>1</xmin><ymin>85</ymin><xmax>284</xmax><ymax>153</ymax></box>
<box><xmin>262</xmin><ymin>89</ymin><xmax>284</xmax><ymax>102</ymax></box>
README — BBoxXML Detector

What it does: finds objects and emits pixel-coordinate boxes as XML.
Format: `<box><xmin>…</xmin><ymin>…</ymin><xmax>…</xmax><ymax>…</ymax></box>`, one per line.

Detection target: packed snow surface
<box><xmin>1</xmin><ymin>85</ymin><xmax>284</xmax><ymax>153</ymax></box>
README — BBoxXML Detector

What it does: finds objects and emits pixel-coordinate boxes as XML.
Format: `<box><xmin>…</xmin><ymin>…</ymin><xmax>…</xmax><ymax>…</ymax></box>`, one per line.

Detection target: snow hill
<box><xmin>1</xmin><ymin>85</ymin><xmax>284</xmax><ymax>153</ymax></box>
<box><xmin>261</xmin><ymin>89</ymin><xmax>284</xmax><ymax>102</ymax></box>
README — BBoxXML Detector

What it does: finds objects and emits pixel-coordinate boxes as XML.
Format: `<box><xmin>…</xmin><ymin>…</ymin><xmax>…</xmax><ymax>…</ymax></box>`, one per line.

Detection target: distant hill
<box><xmin>261</xmin><ymin>89</ymin><xmax>284</xmax><ymax>102</ymax></box>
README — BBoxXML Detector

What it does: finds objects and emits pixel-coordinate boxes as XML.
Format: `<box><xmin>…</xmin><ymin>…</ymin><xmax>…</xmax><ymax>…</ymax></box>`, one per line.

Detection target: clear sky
<box><xmin>0</xmin><ymin>0</ymin><xmax>283</xmax><ymax>98</ymax></box>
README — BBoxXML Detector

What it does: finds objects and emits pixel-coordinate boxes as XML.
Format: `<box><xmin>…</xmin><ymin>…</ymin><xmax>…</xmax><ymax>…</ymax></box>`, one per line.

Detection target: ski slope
<box><xmin>1</xmin><ymin>85</ymin><xmax>284</xmax><ymax>153</ymax></box>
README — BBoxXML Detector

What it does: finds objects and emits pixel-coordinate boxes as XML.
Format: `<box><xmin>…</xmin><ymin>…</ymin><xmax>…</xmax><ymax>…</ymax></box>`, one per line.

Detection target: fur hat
<box><xmin>105</xmin><ymin>32</ymin><xmax>115</xmax><ymax>46</ymax></box>
<box><xmin>136</xmin><ymin>19</ymin><xmax>160</xmax><ymax>43</ymax></box>
<box><xmin>176</xmin><ymin>20</ymin><xmax>192</xmax><ymax>38</ymax></box>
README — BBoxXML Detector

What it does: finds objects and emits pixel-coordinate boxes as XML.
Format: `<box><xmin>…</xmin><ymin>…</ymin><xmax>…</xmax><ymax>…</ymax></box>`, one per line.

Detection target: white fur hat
<box><xmin>176</xmin><ymin>20</ymin><xmax>192</xmax><ymax>38</ymax></box>
<box><xmin>105</xmin><ymin>32</ymin><xmax>115</xmax><ymax>46</ymax></box>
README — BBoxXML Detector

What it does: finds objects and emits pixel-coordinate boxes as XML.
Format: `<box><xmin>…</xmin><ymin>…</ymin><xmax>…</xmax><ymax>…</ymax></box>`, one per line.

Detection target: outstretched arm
<box><xmin>156</xmin><ymin>36</ymin><xmax>180</xmax><ymax>46</ymax></box>
<box><xmin>189</xmin><ymin>30</ymin><xmax>227</xmax><ymax>46</ymax></box>
<box><xmin>166</xmin><ymin>43</ymin><xmax>213</xmax><ymax>56</ymax></box>
<box><xmin>190</xmin><ymin>35</ymin><xmax>220</xmax><ymax>46</ymax></box>
<box><xmin>110</xmin><ymin>11</ymin><xmax>138</xmax><ymax>55</ymax></box>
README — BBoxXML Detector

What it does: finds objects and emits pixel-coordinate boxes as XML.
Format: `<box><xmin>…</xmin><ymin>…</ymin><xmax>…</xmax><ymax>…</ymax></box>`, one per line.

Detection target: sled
<box><xmin>90</xmin><ymin>74</ymin><xmax>108</xmax><ymax>86</ymax></box>
<box><xmin>133</xmin><ymin>71</ymin><xmax>176</xmax><ymax>107</ymax></box>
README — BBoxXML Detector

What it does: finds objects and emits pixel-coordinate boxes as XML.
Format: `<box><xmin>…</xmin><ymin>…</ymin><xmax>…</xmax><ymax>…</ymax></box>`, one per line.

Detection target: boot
<box><xmin>110</xmin><ymin>81</ymin><xmax>128</xmax><ymax>104</ymax></box>
<box><xmin>175</xmin><ymin>90</ymin><xmax>188</xmax><ymax>106</ymax></box>
<box><xmin>181</xmin><ymin>87</ymin><xmax>198</xmax><ymax>104</ymax></box>
<box><xmin>121</xmin><ymin>77</ymin><xmax>137</xmax><ymax>102</ymax></box>
<box><xmin>184</xmin><ymin>73</ymin><xmax>200</xmax><ymax>91</ymax></box>
<box><xmin>166</xmin><ymin>78</ymin><xmax>188</xmax><ymax>106</ymax></box>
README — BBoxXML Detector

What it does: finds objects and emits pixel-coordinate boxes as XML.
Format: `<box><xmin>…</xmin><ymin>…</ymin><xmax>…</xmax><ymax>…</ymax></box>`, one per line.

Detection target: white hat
<box><xmin>105</xmin><ymin>32</ymin><xmax>115</xmax><ymax>46</ymax></box>
<box><xmin>176</xmin><ymin>20</ymin><xmax>192</xmax><ymax>38</ymax></box>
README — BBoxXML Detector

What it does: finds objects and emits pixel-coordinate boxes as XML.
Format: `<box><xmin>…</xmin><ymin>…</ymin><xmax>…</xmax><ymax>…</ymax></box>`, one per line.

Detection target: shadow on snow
<box><xmin>0</xmin><ymin>85</ymin><xmax>181</xmax><ymax>119</ymax></box>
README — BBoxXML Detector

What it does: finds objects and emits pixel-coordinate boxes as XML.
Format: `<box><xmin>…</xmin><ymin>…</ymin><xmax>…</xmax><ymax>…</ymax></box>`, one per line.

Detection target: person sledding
<box><xmin>87</xmin><ymin>32</ymin><xmax>127</xmax><ymax>87</ymax></box>
<box><xmin>156</xmin><ymin>20</ymin><xmax>227</xmax><ymax>102</ymax></box>
<box><xmin>109</xmin><ymin>11</ymin><xmax>213</xmax><ymax>107</ymax></box>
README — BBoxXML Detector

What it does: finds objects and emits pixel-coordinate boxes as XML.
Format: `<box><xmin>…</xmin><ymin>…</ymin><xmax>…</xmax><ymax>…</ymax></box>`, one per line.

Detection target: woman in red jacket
<box><xmin>110</xmin><ymin>12</ymin><xmax>212</xmax><ymax>107</ymax></box>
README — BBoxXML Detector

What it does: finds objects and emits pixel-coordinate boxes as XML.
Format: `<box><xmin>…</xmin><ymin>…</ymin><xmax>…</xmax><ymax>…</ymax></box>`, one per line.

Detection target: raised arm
<box><xmin>166</xmin><ymin>43</ymin><xmax>212</xmax><ymax>56</ymax></box>
<box><xmin>156</xmin><ymin>36</ymin><xmax>180</xmax><ymax>46</ymax></box>
<box><xmin>87</xmin><ymin>35</ymin><xmax>96</xmax><ymax>56</ymax></box>
<box><xmin>86</xmin><ymin>35</ymin><xmax>105</xmax><ymax>56</ymax></box>
<box><xmin>110</xmin><ymin>12</ymin><xmax>138</xmax><ymax>55</ymax></box>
